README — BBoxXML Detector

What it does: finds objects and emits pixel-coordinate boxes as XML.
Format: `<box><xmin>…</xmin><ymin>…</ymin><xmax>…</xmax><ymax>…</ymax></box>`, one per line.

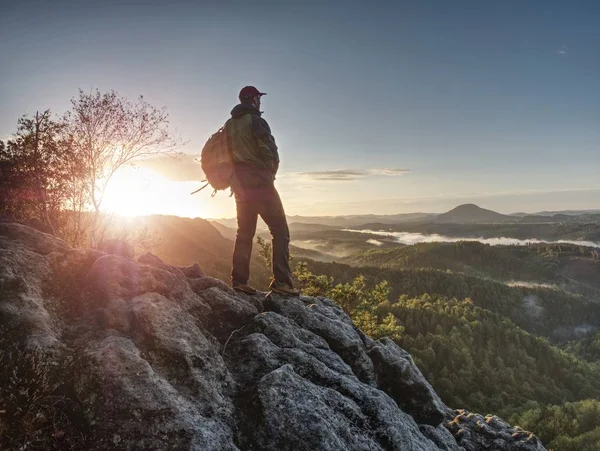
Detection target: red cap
<box><xmin>239</xmin><ymin>86</ymin><xmax>266</xmax><ymax>101</ymax></box>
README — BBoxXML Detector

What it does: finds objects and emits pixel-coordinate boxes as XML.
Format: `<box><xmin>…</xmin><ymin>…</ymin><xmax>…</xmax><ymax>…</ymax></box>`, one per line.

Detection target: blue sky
<box><xmin>1</xmin><ymin>0</ymin><xmax>598</xmax><ymax>218</ymax></box>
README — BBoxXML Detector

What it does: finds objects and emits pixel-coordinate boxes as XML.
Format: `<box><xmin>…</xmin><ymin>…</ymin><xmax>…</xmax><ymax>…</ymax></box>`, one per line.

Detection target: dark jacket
<box><xmin>226</xmin><ymin>103</ymin><xmax>280</xmax><ymax>188</ymax></box>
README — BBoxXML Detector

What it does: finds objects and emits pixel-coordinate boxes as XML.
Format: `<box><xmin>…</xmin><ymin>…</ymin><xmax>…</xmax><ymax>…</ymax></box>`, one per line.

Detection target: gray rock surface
<box><xmin>419</xmin><ymin>425</ymin><xmax>463</xmax><ymax>451</ymax></box>
<box><xmin>369</xmin><ymin>337</ymin><xmax>451</xmax><ymax>426</ymax></box>
<box><xmin>446</xmin><ymin>410</ymin><xmax>546</xmax><ymax>451</ymax></box>
<box><xmin>0</xmin><ymin>220</ymin><xmax>547</xmax><ymax>451</ymax></box>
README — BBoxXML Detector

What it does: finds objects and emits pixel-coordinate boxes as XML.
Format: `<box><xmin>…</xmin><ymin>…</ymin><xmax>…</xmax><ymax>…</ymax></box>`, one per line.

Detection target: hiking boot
<box><xmin>269</xmin><ymin>281</ymin><xmax>300</xmax><ymax>296</ymax></box>
<box><xmin>232</xmin><ymin>283</ymin><xmax>258</xmax><ymax>295</ymax></box>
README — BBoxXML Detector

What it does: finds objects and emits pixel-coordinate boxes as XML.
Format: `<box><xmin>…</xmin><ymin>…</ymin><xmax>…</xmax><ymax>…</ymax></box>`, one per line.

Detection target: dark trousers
<box><xmin>231</xmin><ymin>184</ymin><xmax>293</xmax><ymax>286</ymax></box>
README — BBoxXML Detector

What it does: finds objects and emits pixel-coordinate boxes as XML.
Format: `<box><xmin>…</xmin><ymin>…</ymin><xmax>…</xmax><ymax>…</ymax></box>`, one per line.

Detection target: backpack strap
<box><xmin>190</xmin><ymin>181</ymin><xmax>210</xmax><ymax>195</ymax></box>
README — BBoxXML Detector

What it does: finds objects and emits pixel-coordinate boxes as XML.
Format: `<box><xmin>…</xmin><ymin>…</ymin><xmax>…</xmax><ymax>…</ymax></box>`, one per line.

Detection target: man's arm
<box><xmin>251</xmin><ymin>115</ymin><xmax>280</xmax><ymax>174</ymax></box>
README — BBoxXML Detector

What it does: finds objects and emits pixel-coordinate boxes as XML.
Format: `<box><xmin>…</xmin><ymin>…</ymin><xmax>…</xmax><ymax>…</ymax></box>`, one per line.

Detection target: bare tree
<box><xmin>65</xmin><ymin>89</ymin><xmax>182</xmax><ymax>243</ymax></box>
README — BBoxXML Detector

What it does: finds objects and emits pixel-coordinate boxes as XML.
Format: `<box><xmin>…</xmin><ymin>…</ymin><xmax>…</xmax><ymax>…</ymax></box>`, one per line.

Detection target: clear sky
<box><xmin>1</xmin><ymin>0</ymin><xmax>599</xmax><ymax>218</ymax></box>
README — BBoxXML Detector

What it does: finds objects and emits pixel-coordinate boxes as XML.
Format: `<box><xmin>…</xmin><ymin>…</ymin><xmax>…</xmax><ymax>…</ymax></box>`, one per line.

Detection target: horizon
<box><xmin>1</xmin><ymin>1</ymin><xmax>599</xmax><ymax>218</ymax></box>
<box><xmin>208</xmin><ymin>200</ymin><xmax>600</xmax><ymax>220</ymax></box>
<box><xmin>95</xmin><ymin>201</ymin><xmax>600</xmax><ymax>221</ymax></box>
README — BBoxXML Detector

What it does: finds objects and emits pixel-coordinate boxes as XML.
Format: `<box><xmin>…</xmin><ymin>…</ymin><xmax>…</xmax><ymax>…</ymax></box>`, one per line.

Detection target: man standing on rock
<box><xmin>226</xmin><ymin>86</ymin><xmax>299</xmax><ymax>296</ymax></box>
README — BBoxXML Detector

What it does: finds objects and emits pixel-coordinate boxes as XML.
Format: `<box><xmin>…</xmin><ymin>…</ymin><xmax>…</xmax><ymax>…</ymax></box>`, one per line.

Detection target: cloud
<box><xmin>298</xmin><ymin>170</ymin><xmax>367</xmax><ymax>181</ymax></box>
<box><xmin>344</xmin><ymin>228</ymin><xmax>600</xmax><ymax>248</ymax></box>
<box><xmin>295</xmin><ymin>168</ymin><xmax>409</xmax><ymax>181</ymax></box>
<box><xmin>369</xmin><ymin>168</ymin><xmax>410</xmax><ymax>176</ymax></box>
<box><xmin>522</xmin><ymin>295</ymin><xmax>546</xmax><ymax>320</ymax></box>
<box><xmin>557</xmin><ymin>45</ymin><xmax>568</xmax><ymax>55</ymax></box>
<box><xmin>134</xmin><ymin>154</ymin><xmax>203</xmax><ymax>182</ymax></box>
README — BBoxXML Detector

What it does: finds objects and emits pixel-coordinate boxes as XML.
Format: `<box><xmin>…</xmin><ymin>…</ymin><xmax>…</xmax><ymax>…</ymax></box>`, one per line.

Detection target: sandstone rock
<box><xmin>446</xmin><ymin>409</ymin><xmax>546</xmax><ymax>451</ymax></box>
<box><xmin>86</xmin><ymin>253</ymin><xmax>195</xmax><ymax>307</ymax></box>
<box><xmin>1</xmin><ymin>220</ymin><xmax>70</xmax><ymax>255</ymax></box>
<box><xmin>250</xmin><ymin>364</ymin><xmax>436</xmax><ymax>451</ymax></box>
<box><xmin>139</xmin><ymin>253</ymin><xmax>204</xmax><ymax>279</ymax></box>
<box><xmin>178</xmin><ymin>262</ymin><xmax>205</xmax><ymax>278</ymax></box>
<box><xmin>264</xmin><ymin>293</ymin><xmax>377</xmax><ymax>384</ymax></box>
<box><xmin>368</xmin><ymin>337</ymin><xmax>451</xmax><ymax>426</ymax></box>
<box><xmin>419</xmin><ymin>424</ymin><xmax>463</xmax><ymax>451</ymax></box>
<box><xmin>23</xmin><ymin>218</ymin><xmax>55</xmax><ymax>235</ymax></box>
<box><xmin>0</xmin><ymin>220</ymin><xmax>548</xmax><ymax>451</ymax></box>
<box><xmin>75</xmin><ymin>334</ymin><xmax>238</xmax><ymax>451</ymax></box>
<box><xmin>227</xmin><ymin>312</ymin><xmax>440</xmax><ymax>450</ymax></box>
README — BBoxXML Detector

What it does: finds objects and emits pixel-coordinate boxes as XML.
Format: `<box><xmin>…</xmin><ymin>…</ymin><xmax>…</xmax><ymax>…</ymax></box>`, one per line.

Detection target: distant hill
<box><xmin>287</xmin><ymin>212</ymin><xmax>436</xmax><ymax>226</ymax></box>
<box><xmin>208</xmin><ymin>208</ymin><xmax>600</xmax><ymax>231</ymax></box>
<box><xmin>104</xmin><ymin>214</ymin><xmax>272</xmax><ymax>287</ymax></box>
<box><xmin>209</xmin><ymin>220</ymin><xmax>237</xmax><ymax>240</ymax></box>
<box><xmin>209</xmin><ymin>212</ymin><xmax>435</xmax><ymax>230</ymax></box>
<box><xmin>534</xmin><ymin>209</ymin><xmax>600</xmax><ymax>216</ymax></box>
<box><xmin>289</xmin><ymin>244</ymin><xmax>337</xmax><ymax>262</ymax></box>
<box><xmin>288</xmin><ymin>222</ymin><xmax>336</xmax><ymax>233</ymax></box>
<box><xmin>436</xmin><ymin>204</ymin><xmax>512</xmax><ymax>223</ymax></box>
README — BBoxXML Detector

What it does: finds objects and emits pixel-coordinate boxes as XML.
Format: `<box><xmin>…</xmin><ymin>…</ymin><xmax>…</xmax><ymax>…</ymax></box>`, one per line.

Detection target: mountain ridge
<box><xmin>209</xmin><ymin>205</ymin><xmax>600</xmax><ymax>230</ymax></box>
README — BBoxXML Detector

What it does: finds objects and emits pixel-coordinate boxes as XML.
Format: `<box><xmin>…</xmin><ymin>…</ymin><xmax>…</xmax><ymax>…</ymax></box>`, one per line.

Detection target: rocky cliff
<box><xmin>0</xmin><ymin>219</ymin><xmax>546</xmax><ymax>451</ymax></box>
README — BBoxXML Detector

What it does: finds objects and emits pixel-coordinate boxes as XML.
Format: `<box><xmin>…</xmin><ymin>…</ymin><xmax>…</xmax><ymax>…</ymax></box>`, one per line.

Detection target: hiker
<box><xmin>227</xmin><ymin>86</ymin><xmax>299</xmax><ymax>296</ymax></box>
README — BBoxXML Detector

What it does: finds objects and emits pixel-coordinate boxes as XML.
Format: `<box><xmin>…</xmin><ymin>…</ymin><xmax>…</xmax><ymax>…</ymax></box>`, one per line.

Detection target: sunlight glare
<box><xmin>101</xmin><ymin>166</ymin><xmax>216</xmax><ymax>218</ymax></box>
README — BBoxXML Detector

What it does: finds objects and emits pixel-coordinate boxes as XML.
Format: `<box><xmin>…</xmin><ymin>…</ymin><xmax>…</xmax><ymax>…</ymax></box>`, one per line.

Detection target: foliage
<box><xmin>0</xmin><ymin>331</ymin><xmax>89</xmax><ymax>450</ymax></box>
<box><xmin>301</xmin><ymin>258</ymin><xmax>600</xmax><ymax>344</ymax></box>
<box><xmin>565</xmin><ymin>329</ymin><xmax>600</xmax><ymax>362</ymax></box>
<box><xmin>293</xmin><ymin>262</ymin><xmax>404</xmax><ymax>342</ymax></box>
<box><xmin>389</xmin><ymin>294</ymin><xmax>600</xmax><ymax>416</ymax></box>
<box><xmin>0</xmin><ymin>111</ymin><xmax>84</xmax><ymax>238</ymax></box>
<box><xmin>511</xmin><ymin>399</ymin><xmax>600</xmax><ymax>451</ymax></box>
<box><xmin>256</xmin><ymin>236</ymin><xmax>272</xmax><ymax>269</ymax></box>
<box><xmin>0</xmin><ymin>90</ymin><xmax>182</xmax><ymax>247</ymax></box>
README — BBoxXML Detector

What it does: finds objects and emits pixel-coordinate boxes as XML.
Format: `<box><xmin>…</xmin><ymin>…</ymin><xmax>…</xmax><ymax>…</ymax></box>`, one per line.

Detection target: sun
<box><xmin>101</xmin><ymin>166</ymin><xmax>220</xmax><ymax>218</ymax></box>
<box><xmin>101</xmin><ymin>167</ymin><xmax>163</xmax><ymax>217</ymax></box>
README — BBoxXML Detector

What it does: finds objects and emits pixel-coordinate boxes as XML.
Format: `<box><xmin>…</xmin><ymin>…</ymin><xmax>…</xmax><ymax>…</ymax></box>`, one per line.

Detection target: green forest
<box><xmin>284</xmin><ymin>239</ymin><xmax>600</xmax><ymax>449</ymax></box>
<box><xmin>512</xmin><ymin>399</ymin><xmax>600</xmax><ymax>451</ymax></box>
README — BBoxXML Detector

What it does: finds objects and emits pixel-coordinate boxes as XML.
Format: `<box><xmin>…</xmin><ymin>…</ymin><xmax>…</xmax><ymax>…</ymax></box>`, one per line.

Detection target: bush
<box><xmin>0</xmin><ymin>331</ymin><xmax>89</xmax><ymax>450</ymax></box>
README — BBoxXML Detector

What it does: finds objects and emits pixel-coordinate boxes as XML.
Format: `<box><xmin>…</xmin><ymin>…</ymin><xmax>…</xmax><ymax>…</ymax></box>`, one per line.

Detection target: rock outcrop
<box><xmin>0</xmin><ymin>220</ymin><xmax>546</xmax><ymax>450</ymax></box>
